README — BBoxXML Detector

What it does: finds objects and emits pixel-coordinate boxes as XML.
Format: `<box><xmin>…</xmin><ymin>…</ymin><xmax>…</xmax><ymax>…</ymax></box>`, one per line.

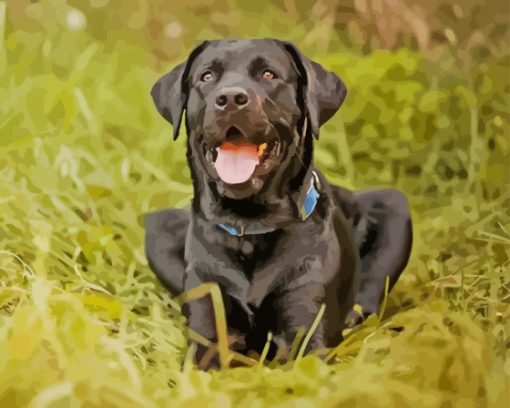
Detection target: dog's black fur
<box><xmin>145</xmin><ymin>39</ymin><xmax>412</xmax><ymax>362</ymax></box>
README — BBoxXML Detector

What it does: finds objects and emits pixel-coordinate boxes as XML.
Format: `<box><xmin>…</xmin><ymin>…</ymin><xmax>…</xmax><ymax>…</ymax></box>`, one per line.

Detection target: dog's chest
<box><xmin>221</xmin><ymin>230</ymin><xmax>284</xmax><ymax>276</ymax></box>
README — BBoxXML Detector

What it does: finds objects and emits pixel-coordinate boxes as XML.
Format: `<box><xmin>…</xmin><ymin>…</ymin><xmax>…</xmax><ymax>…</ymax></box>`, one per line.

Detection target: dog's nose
<box><xmin>215</xmin><ymin>87</ymin><xmax>249</xmax><ymax>109</ymax></box>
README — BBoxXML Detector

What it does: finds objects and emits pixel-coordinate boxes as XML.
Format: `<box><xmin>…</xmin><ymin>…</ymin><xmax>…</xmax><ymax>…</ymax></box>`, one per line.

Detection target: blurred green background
<box><xmin>0</xmin><ymin>0</ymin><xmax>508</xmax><ymax>406</ymax></box>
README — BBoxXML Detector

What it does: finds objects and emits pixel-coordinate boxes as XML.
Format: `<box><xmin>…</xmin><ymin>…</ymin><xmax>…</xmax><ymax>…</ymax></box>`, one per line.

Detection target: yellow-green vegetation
<box><xmin>0</xmin><ymin>1</ymin><xmax>508</xmax><ymax>406</ymax></box>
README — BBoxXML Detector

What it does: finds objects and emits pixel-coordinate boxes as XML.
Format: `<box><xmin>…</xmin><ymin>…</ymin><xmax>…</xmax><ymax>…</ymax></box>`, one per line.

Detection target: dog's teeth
<box><xmin>206</xmin><ymin>149</ymin><xmax>213</xmax><ymax>162</ymax></box>
<box><xmin>251</xmin><ymin>178</ymin><xmax>263</xmax><ymax>189</ymax></box>
<box><xmin>275</xmin><ymin>142</ymin><xmax>281</xmax><ymax>157</ymax></box>
<box><xmin>258</xmin><ymin>143</ymin><xmax>268</xmax><ymax>157</ymax></box>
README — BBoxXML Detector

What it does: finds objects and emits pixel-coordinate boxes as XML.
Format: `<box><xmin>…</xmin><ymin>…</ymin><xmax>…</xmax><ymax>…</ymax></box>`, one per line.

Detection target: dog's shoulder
<box><xmin>145</xmin><ymin>208</ymin><xmax>190</xmax><ymax>234</ymax></box>
<box><xmin>144</xmin><ymin>208</ymin><xmax>190</xmax><ymax>259</ymax></box>
<box><xmin>319</xmin><ymin>177</ymin><xmax>372</xmax><ymax>250</ymax></box>
<box><xmin>317</xmin><ymin>174</ymin><xmax>359</xmax><ymax>221</ymax></box>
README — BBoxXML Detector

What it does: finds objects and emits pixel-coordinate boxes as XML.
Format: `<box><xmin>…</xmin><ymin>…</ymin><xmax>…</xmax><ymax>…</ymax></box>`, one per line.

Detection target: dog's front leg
<box><xmin>182</xmin><ymin>259</ymin><xmax>253</xmax><ymax>368</ymax></box>
<box><xmin>182</xmin><ymin>267</ymin><xmax>241</xmax><ymax>370</ymax></box>
<box><xmin>182</xmin><ymin>267</ymin><xmax>218</xmax><ymax>339</ymax></box>
<box><xmin>275</xmin><ymin>281</ymin><xmax>326</xmax><ymax>355</ymax></box>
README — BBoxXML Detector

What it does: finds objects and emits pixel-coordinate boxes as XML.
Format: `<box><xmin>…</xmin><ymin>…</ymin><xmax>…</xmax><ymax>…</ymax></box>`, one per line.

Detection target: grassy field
<box><xmin>0</xmin><ymin>1</ymin><xmax>509</xmax><ymax>406</ymax></box>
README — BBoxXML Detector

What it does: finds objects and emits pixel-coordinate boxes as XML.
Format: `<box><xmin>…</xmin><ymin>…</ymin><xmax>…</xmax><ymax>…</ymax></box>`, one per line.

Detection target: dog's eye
<box><xmin>261</xmin><ymin>69</ymin><xmax>277</xmax><ymax>80</ymax></box>
<box><xmin>200</xmin><ymin>71</ymin><xmax>215</xmax><ymax>82</ymax></box>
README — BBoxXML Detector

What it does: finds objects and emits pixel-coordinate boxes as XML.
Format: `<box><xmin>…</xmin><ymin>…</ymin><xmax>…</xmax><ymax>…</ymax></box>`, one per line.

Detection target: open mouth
<box><xmin>204</xmin><ymin>126</ymin><xmax>280</xmax><ymax>185</ymax></box>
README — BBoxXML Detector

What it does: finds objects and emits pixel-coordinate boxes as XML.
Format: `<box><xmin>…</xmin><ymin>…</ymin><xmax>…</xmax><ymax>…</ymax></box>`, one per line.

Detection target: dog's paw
<box><xmin>344</xmin><ymin>303</ymin><xmax>377</xmax><ymax>328</ymax></box>
<box><xmin>345</xmin><ymin>310</ymin><xmax>364</xmax><ymax>328</ymax></box>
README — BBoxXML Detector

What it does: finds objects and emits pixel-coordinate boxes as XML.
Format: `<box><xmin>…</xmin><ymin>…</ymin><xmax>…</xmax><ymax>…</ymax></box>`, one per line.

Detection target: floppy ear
<box><xmin>280</xmin><ymin>41</ymin><xmax>347</xmax><ymax>139</ymax></box>
<box><xmin>151</xmin><ymin>41</ymin><xmax>210</xmax><ymax>140</ymax></box>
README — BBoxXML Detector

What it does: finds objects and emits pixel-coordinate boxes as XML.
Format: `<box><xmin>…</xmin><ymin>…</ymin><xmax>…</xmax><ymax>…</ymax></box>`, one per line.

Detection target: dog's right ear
<box><xmin>151</xmin><ymin>41</ymin><xmax>210</xmax><ymax>140</ymax></box>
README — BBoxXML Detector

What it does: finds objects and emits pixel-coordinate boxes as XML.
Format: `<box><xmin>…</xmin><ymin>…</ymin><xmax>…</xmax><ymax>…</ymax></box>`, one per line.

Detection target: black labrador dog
<box><xmin>145</xmin><ymin>39</ymin><xmax>412</xmax><ymax>363</ymax></box>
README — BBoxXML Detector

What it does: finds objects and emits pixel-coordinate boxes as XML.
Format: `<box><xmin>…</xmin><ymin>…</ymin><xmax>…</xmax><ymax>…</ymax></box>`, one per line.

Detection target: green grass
<box><xmin>0</xmin><ymin>1</ymin><xmax>509</xmax><ymax>406</ymax></box>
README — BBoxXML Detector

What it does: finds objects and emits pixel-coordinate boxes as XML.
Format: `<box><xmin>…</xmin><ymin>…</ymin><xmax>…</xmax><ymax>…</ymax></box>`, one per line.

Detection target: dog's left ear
<box><xmin>151</xmin><ymin>41</ymin><xmax>210</xmax><ymax>140</ymax></box>
<box><xmin>280</xmin><ymin>41</ymin><xmax>347</xmax><ymax>139</ymax></box>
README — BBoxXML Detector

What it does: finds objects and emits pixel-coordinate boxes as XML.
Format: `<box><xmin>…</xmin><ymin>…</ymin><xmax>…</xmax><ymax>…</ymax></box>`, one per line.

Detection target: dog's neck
<box><xmin>195</xmin><ymin>166</ymin><xmax>318</xmax><ymax>230</ymax></box>
<box><xmin>189</xmin><ymin>149</ymin><xmax>316</xmax><ymax>231</ymax></box>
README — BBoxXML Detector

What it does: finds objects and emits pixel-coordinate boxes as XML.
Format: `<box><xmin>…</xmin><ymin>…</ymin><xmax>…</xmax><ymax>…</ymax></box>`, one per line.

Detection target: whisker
<box><xmin>266</xmin><ymin>122</ymin><xmax>308</xmax><ymax>172</ymax></box>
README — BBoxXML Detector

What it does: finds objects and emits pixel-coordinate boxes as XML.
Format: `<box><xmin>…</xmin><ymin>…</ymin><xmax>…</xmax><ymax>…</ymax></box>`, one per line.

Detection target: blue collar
<box><xmin>217</xmin><ymin>171</ymin><xmax>321</xmax><ymax>237</ymax></box>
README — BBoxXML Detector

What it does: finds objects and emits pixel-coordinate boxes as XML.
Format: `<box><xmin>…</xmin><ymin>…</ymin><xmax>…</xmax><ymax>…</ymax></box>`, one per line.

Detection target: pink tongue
<box><xmin>214</xmin><ymin>148</ymin><xmax>259</xmax><ymax>184</ymax></box>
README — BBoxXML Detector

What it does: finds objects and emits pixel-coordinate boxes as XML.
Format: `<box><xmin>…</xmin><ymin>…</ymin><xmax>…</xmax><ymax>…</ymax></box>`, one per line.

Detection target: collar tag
<box><xmin>300</xmin><ymin>171</ymin><xmax>320</xmax><ymax>221</ymax></box>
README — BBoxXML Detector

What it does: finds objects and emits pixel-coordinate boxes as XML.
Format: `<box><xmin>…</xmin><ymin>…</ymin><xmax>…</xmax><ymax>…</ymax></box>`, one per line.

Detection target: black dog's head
<box><xmin>151</xmin><ymin>39</ymin><xmax>347</xmax><ymax>201</ymax></box>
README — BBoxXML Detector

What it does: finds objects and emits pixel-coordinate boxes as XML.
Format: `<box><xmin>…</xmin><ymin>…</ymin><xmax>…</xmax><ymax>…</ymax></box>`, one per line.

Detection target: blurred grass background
<box><xmin>0</xmin><ymin>0</ymin><xmax>509</xmax><ymax>406</ymax></box>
